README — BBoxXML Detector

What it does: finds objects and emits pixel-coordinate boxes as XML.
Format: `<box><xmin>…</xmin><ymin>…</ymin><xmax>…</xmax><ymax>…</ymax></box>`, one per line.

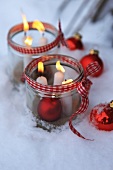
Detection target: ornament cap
<box><xmin>110</xmin><ymin>100</ymin><xmax>113</xmax><ymax>108</ymax></box>
<box><xmin>74</xmin><ymin>33</ymin><xmax>82</xmax><ymax>40</ymax></box>
<box><xmin>89</xmin><ymin>49</ymin><xmax>99</xmax><ymax>55</ymax></box>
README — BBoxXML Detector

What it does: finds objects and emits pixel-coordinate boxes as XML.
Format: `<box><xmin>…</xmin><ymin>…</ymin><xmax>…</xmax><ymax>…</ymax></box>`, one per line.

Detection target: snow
<box><xmin>0</xmin><ymin>0</ymin><xmax>113</xmax><ymax>170</ymax></box>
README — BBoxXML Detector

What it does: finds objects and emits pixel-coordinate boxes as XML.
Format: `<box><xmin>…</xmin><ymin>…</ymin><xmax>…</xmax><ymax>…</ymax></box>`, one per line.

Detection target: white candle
<box><xmin>36</xmin><ymin>61</ymin><xmax>47</xmax><ymax>85</ymax></box>
<box><xmin>32</xmin><ymin>20</ymin><xmax>48</xmax><ymax>46</ymax></box>
<box><xmin>21</xmin><ymin>10</ymin><xmax>32</xmax><ymax>70</ymax></box>
<box><xmin>53</xmin><ymin>61</ymin><xmax>65</xmax><ymax>85</ymax></box>
<box><xmin>53</xmin><ymin>71</ymin><xmax>64</xmax><ymax>85</ymax></box>
<box><xmin>23</xmin><ymin>36</ymin><xmax>33</xmax><ymax>70</ymax></box>
<box><xmin>36</xmin><ymin>76</ymin><xmax>47</xmax><ymax>85</ymax></box>
<box><xmin>38</xmin><ymin>34</ymin><xmax>48</xmax><ymax>46</ymax></box>
<box><xmin>62</xmin><ymin>79</ymin><xmax>73</xmax><ymax>116</ymax></box>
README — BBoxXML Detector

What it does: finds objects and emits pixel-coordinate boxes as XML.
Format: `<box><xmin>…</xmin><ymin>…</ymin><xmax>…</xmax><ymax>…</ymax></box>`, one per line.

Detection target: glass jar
<box><xmin>7</xmin><ymin>22</ymin><xmax>62</xmax><ymax>83</ymax></box>
<box><xmin>25</xmin><ymin>54</ymin><xmax>84</xmax><ymax>131</ymax></box>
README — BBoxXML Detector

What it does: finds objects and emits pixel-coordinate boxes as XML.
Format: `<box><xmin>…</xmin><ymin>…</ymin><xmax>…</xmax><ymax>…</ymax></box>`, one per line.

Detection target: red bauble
<box><xmin>66</xmin><ymin>33</ymin><xmax>84</xmax><ymax>50</ymax></box>
<box><xmin>90</xmin><ymin>102</ymin><xmax>113</xmax><ymax>131</ymax></box>
<box><xmin>80</xmin><ymin>49</ymin><xmax>103</xmax><ymax>77</ymax></box>
<box><xmin>21</xmin><ymin>73</ymin><xmax>25</xmax><ymax>83</ymax></box>
<box><xmin>38</xmin><ymin>97</ymin><xmax>62</xmax><ymax>122</ymax></box>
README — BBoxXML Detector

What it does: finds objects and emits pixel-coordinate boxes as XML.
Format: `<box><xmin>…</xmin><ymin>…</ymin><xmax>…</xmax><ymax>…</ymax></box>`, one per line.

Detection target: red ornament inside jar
<box><xmin>38</xmin><ymin>97</ymin><xmax>62</xmax><ymax>122</ymax></box>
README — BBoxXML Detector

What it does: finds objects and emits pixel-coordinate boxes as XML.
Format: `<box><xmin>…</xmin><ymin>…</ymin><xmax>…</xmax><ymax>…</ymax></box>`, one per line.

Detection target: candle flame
<box><xmin>21</xmin><ymin>12</ymin><xmax>29</xmax><ymax>32</ymax></box>
<box><xmin>62</xmin><ymin>79</ymin><xmax>73</xmax><ymax>84</ymax></box>
<box><xmin>32</xmin><ymin>20</ymin><xmax>45</xmax><ymax>32</ymax></box>
<box><xmin>24</xmin><ymin>36</ymin><xmax>33</xmax><ymax>46</ymax></box>
<box><xmin>38</xmin><ymin>61</ymin><xmax>44</xmax><ymax>73</ymax></box>
<box><xmin>56</xmin><ymin>61</ymin><xmax>65</xmax><ymax>73</ymax></box>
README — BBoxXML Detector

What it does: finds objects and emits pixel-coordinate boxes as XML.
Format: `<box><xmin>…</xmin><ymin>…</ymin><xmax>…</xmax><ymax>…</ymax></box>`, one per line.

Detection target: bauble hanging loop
<box><xmin>89</xmin><ymin>49</ymin><xmax>99</xmax><ymax>55</ymax></box>
<box><xmin>74</xmin><ymin>32</ymin><xmax>82</xmax><ymax>40</ymax></box>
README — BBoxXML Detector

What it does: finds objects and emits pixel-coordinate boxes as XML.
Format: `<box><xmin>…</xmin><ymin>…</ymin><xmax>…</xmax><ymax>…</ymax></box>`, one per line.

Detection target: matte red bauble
<box><xmin>90</xmin><ymin>101</ymin><xmax>113</xmax><ymax>131</ymax></box>
<box><xmin>80</xmin><ymin>49</ymin><xmax>103</xmax><ymax>77</ymax></box>
<box><xmin>38</xmin><ymin>97</ymin><xmax>62</xmax><ymax>122</ymax></box>
<box><xmin>66</xmin><ymin>33</ymin><xmax>84</xmax><ymax>50</ymax></box>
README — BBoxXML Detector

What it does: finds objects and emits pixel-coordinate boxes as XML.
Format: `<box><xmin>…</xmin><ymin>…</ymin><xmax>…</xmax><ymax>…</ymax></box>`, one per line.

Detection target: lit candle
<box><xmin>32</xmin><ymin>20</ymin><xmax>48</xmax><ymax>46</ymax></box>
<box><xmin>36</xmin><ymin>61</ymin><xmax>47</xmax><ymax>85</ymax></box>
<box><xmin>21</xmin><ymin>11</ymin><xmax>29</xmax><ymax>37</ymax></box>
<box><xmin>23</xmin><ymin>36</ymin><xmax>33</xmax><ymax>69</ymax></box>
<box><xmin>62</xmin><ymin>79</ymin><xmax>73</xmax><ymax>85</ymax></box>
<box><xmin>53</xmin><ymin>61</ymin><xmax>65</xmax><ymax>85</ymax></box>
<box><xmin>21</xmin><ymin>12</ymin><xmax>33</xmax><ymax>70</ymax></box>
<box><xmin>62</xmin><ymin>79</ymin><xmax>73</xmax><ymax>116</ymax></box>
<box><xmin>38</xmin><ymin>33</ymin><xmax>48</xmax><ymax>46</ymax></box>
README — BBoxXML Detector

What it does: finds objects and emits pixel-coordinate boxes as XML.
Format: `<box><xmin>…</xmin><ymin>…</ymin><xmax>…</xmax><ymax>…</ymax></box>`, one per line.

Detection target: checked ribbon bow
<box><xmin>69</xmin><ymin>61</ymin><xmax>101</xmax><ymax>140</ymax></box>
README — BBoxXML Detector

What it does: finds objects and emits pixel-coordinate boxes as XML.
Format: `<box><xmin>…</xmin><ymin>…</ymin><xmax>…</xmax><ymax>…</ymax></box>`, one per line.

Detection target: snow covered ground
<box><xmin>0</xmin><ymin>1</ymin><xmax>113</xmax><ymax>170</ymax></box>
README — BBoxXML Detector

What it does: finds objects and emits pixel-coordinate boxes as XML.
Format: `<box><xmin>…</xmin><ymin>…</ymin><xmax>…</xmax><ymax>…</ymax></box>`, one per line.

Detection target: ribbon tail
<box><xmin>58</xmin><ymin>20</ymin><xmax>68</xmax><ymax>47</ymax></box>
<box><xmin>69</xmin><ymin>97</ymin><xmax>94</xmax><ymax>141</ymax></box>
<box><xmin>68</xmin><ymin>61</ymin><xmax>100</xmax><ymax>140</ymax></box>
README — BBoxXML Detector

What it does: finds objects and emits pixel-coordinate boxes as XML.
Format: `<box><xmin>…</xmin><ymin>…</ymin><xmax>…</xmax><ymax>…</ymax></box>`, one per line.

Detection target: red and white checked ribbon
<box><xmin>69</xmin><ymin>61</ymin><xmax>101</xmax><ymax>140</ymax></box>
<box><xmin>7</xmin><ymin>21</ymin><xmax>66</xmax><ymax>55</ymax></box>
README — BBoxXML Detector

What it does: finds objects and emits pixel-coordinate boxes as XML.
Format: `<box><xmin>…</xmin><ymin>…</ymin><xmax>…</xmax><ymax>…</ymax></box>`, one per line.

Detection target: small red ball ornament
<box><xmin>38</xmin><ymin>97</ymin><xmax>62</xmax><ymax>122</ymax></box>
<box><xmin>90</xmin><ymin>101</ymin><xmax>113</xmax><ymax>131</ymax></box>
<box><xmin>80</xmin><ymin>49</ymin><xmax>103</xmax><ymax>77</ymax></box>
<box><xmin>66</xmin><ymin>33</ymin><xmax>84</xmax><ymax>50</ymax></box>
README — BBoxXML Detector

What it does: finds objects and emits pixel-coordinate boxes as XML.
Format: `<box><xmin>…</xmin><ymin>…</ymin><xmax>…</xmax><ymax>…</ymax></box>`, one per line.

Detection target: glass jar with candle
<box><xmin>7</xmin><ymin>21</ymin><xmax>63</xmax><ymax>83</ymax></box>
<box><xmin>25</xmin><ymin>54</ymin><xmax>85</xmax><ymax>131</ymax></box>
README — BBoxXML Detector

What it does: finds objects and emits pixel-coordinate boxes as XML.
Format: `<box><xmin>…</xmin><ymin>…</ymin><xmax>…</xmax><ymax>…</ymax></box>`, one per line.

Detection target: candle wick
<box><xmin>24</xmin><ymin>31</ymin><xmax>27</xmax><ymax>37</ymax></box>
<box><xmin>39</xmin><ymin>72</ymin><xmax>43</xmax><ymax>77</ymax></box>
<box><xmin>42</xmin><ymin>32</ymin><xmax>44</xmax><ymax>37</ymax></box>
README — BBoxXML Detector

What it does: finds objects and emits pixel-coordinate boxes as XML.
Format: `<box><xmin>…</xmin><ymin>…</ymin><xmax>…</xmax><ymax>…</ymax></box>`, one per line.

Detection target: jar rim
<box><xmin>7</xmin><ymin>21</ymin><xmax>61</xmax><ymax>55</ymax></box>
<box><xmin>25</xmin><ymin>54</ymin><xmax>84</xmax><ymax>93</ymax></box>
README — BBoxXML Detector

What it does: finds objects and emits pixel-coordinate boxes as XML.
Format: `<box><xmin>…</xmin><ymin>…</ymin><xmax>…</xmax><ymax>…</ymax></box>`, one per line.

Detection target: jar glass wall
<box><xmin>7</xmin><ymin>22</ymin><xmax>61</xmax><ymax>83</ymax></box>
<box><xmin>25</xmin><ymin>54</ymin><xmax>84</xmax><ymax>131</ymax></box>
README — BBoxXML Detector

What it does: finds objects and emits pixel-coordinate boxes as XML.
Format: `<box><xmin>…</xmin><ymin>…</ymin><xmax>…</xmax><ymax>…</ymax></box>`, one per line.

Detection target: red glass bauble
<box><xmin>66</xmin><ymin>33</ymin><xmax>84</xmax><ymax>50</ymax></box>
<box><xmin>80</xmin><ymin>49</ymin><xmax>103</xmax><ymax>77</ymax></box>
<box><xmin>38</xmin><ymin>97</ymin><xmax>62</xmax><ymax>122</ymax></box>
<box><xmin>90</xmin><ymin>101</ymin><xmax>113</xmax><ymax>131</ymax></box>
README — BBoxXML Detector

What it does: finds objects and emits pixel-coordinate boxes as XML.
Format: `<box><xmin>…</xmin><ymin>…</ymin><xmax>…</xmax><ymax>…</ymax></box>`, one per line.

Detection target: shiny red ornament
<box><xmin>90</xmin><ymin>101</ymin><xmax>113</xmax><ymax>131</ymax></box>
<box><xmin>80</xmin><ymin>49</ymin><xmax>103</xmax><ymax>77</ymax></box>
<box><xmin>38</xmin><ymin>97</ymin><xmax>62</xmax><ymax>122</ymax></box>
<box><xmin>66</xmin><ymin>33</ymin><xmax>84</xmax><ymax>50</ymax></box>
